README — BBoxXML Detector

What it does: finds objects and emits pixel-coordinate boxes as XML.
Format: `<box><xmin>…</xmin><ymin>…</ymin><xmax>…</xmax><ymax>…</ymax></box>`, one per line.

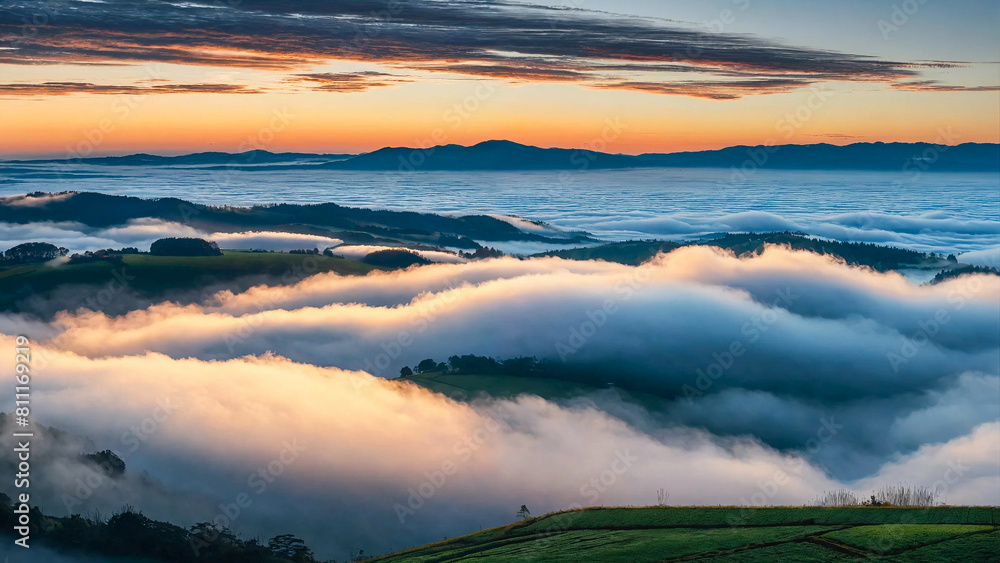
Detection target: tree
<box><xmin>2</xmin><ymin>242</ymin><xmax>68</xmax><ymax>264</ymax></box>
<box><xmin>362</xmin><ymin>249</ymin><xmax>431</xmax><ymax>268</ymax></box>
<box><xmin>81</xmin><ymin>450</ymin><xmax>126</xmax><ymax>478</ymax></box>
<box><xmin>50</xmin><ymin>514</ymin><xmax>91</xmax><ymax>549</ymax></box>
<box><xmin>417</xmin><ymin>358</ymin><xmax>438</xmax><ymax>373</ymax></box>
<box><xmin>515</xmin><ymin>505</ymin><xmax>531</xmax><ymax>520</ymax></box>
<box><xmin>400</xmin><ymin>366</ymin><xmax>413</xmax><ymax>377</ymax></box>
<box><xmin>461</xmin><ymin>246</ymin><xmax>504</xmax><ymax>260</ymax></box>
<box><xmin>188</xmin><ymin>521</ymin><xmax>240</xmax><ymax>558</ymax></box>
<box><xmin>149</xmin><ymin>237</ymin><xmax>222</xmax><ymax>257</ymax></box>
<box><xmin>268</xmin><ymin>534</ymin><xmax>314</xmax><ymax>561</ymax></box>
<box><xmin>448</xmin><ymin>354</ymin><xmax>502</xmax><ymax>374</ymax></box>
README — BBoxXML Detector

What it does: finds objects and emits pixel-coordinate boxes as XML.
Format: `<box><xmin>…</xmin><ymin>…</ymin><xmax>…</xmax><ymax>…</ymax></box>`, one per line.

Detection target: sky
<box><xmin>1</xmin><ymin>0</ymin><xmax>998</xmax><ymax>157</ymax></box>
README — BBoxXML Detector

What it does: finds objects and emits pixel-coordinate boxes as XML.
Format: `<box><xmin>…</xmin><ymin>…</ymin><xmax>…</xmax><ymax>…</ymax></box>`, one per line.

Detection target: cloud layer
<box><xmin>1</xmin><ymin>245</ymin><xmax>997</xmax><ymax>559</ymax></box>
<box><xmin>0</xmin><ymin>82</ymin><xmax>263</xmax><ymax>95</ymax></box>
<box><xmin>0</xmin><ymin>0</ymin><xmax>955</xmax><ymax>98</ymax></box>
<box><xmin>18</xmin><ymin>247</ymin><xmax>1000</xmax><ymax>474</ymax></box>
<box><xmin>581</xmin><ymin>210</ymin><xmax>1000</xmax><ymax>254</ymax></box>
<box><xmin>0</xmin><ymin>218</ymin><xmax>476</xmax><ymax>259</ymax></box>
<box><xmin>2</xmin><ymin>341</ymin><xmax>995</xmax><ymax>559</ymax></box>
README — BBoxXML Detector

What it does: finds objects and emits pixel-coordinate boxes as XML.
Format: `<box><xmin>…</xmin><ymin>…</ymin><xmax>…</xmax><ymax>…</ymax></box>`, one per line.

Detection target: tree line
<box><xmin>0</xmin><ymin>496</ymin><xmax>366</xmax><ymax>562</ymax></box>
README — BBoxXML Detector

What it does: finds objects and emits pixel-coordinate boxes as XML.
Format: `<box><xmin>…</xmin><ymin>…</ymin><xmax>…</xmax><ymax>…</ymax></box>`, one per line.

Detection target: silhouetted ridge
<box><xmin>7</xmin><ymin>141</ymin><xmax>996</xmax><ymax>171</ymax></box>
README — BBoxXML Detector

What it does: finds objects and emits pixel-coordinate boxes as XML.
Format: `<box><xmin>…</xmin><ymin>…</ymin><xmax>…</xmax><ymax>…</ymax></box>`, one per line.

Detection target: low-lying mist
<box><xmin>1</xmin><ymin>245</ymin><xmax>997</xmax><ymax>559</ymax></box>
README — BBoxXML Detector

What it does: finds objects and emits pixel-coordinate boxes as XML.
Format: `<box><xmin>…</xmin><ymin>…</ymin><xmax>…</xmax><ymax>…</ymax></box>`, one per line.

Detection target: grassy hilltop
<box><xmin>371</xmin><ymin>506</ymin><xmax>1000</xmax><ymax>562</ymax></box>
<box><xmin>0</xmin><ymin>250</ymin><xmax>378</xmax><ymax>313</ymax></box>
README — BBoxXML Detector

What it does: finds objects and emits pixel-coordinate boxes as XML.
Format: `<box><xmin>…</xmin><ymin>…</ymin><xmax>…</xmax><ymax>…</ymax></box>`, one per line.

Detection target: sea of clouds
<box><xmin>0</xmin><ymin>217</ymin><xmax>471</xmax><ymax>264</ymax></box>
<box><xmin>575</xmin><ymin>210</ymin><xmax>1000</xmax><ymax>255</ymax></box>
<box><xmin>0</xmin><ymin>245</ymin><xmax>997</xmax><ymax>559</ymax></box>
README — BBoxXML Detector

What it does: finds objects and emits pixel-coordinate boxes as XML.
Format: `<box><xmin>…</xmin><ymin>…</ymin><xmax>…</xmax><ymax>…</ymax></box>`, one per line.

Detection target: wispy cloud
<box><xmin>0</xmin><ymin>81</ymin><xmax>263</xmax><ymax>96</ymax></box>
<box><xmin>591</xmin><ymin>78</ymin><xmax>811</xmax><ymax>100</ymax></box>
<box><xmin>891</xmin><ymin>80</ymin><xmax>1000</xmax><ymax>92</ymax></box>
<box><xmin>288</xmin><ymin>71</ymin><xmax>411</xmax><ymax>92</ymax></box>
<box><xmin>0</xmin><ymin>0</ymin><xmax>949</xmax><ymax>99</ymax></box>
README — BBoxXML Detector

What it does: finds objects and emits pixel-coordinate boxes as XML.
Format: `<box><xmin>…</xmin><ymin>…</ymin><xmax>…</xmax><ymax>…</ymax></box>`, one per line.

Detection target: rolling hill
<box><xmin>0</xmin><ymin>191</ymin><xmax>591</xmax><ymax>247</ymax></box>
<box><xmin>0</xmin><ymin>251</ymin><xmax>378</xmax><ymax>316</ymax></box>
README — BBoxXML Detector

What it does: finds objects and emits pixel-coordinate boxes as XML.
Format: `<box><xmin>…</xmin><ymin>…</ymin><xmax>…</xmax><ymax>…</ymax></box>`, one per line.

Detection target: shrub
<box><xmin>68</xmin><ymin>247</ymin><xmax>136</xmax><ymax>264</ymax></box>
<box><xmin>812</xmin><ymin>484</ymin><xmax>939</xmax><ymax>507</ymax></box>
<box><xmin>870</xmin><ymin>484</ymin><xmax>938</xmax><ymax>507</ymax></box>
<box><xmin>813</xmin><ymin>489</ymin><xmax>860</xmax><ymax>507</ymax></box>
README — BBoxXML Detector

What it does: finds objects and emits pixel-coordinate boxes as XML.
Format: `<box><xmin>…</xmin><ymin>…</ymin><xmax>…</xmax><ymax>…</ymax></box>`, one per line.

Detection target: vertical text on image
<box><xmin>13</xmin><ymin>335</ymin><xmax>33</xmax><ymax>548</ymax></box>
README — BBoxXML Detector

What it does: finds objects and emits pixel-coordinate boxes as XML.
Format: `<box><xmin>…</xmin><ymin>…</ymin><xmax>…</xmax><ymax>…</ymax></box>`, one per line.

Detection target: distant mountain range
<box><xmin>5</xmin><ymin>149</ymin><xmax>352</xmax><ymax>166</ymax></box>
<box><xmin>5</xmin><ymin>141</ymin><xmax>998</xmax><ymax>171</ymax></box>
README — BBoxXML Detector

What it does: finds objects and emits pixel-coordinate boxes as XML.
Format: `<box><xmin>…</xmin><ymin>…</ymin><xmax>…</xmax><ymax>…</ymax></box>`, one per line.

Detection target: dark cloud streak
<box><xmin>0</xmin><ymin>81</ymin><xmax>263</xmax><ymax>95</ymax></box>
<box><xmin>288</xmin><ymin>71</ymin><xmax>412</xmax><ymax>92</ymax></box>
<box><xmin>591</xmin><ymin>78</ymin><xmax>811</xmax><ymax>100</ymax></box>
<box><xmin>0</xmin><ymin>0</ymin><xmax>948</xmax><ymax>98</ymax></box>
<box><xmin>891</xmin><ymin>80</ymin><xmax>1000</xmax><ymax>92</ymax></box>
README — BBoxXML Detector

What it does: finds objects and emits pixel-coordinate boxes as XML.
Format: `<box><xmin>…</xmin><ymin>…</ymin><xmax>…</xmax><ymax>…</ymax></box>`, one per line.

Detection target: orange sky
<box><xmin>4</xmin><ymin>78</ymin><xmax>998</xmax><ymax>158</ymax></box>
<box><xmin>2</xmin><ymin>0</ymin><xmax>998</xmax><ymax>158</ymax></box>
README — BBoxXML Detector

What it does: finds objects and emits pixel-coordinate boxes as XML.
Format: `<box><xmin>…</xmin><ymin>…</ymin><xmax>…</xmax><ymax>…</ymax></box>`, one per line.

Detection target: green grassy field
<box><xmin>823</xmin><ymin>524</ymin><xmax>994</xmax><ymax>554</ymax></box>
<box><xmin>0</xmin><ymin>251</ymin><xmax>378</xmax><ymax>310</ymax></box>
<box><xmin>401</xmin><ymin>372</ymin><xmax>606</xmax><ymax>400</ymax></box>
<box><xmin>371</xmin><ymin>506</ymin><xmax>1000</xmax><ymax>562</ymax></box>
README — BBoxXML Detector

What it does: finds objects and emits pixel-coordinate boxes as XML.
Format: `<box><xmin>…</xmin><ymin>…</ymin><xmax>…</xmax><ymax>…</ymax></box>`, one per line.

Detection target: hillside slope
<box><xmin>371</xmin><ymin>506</ymin><xmax>999</xmax><ymax>562</ymax></box>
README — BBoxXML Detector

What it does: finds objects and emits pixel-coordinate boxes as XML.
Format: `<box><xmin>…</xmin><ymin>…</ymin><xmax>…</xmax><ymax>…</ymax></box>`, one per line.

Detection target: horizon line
<box><xmin>3</xmin><ymin>138</ymin><xmax>998</xmax><ymax>162</ymax></box>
